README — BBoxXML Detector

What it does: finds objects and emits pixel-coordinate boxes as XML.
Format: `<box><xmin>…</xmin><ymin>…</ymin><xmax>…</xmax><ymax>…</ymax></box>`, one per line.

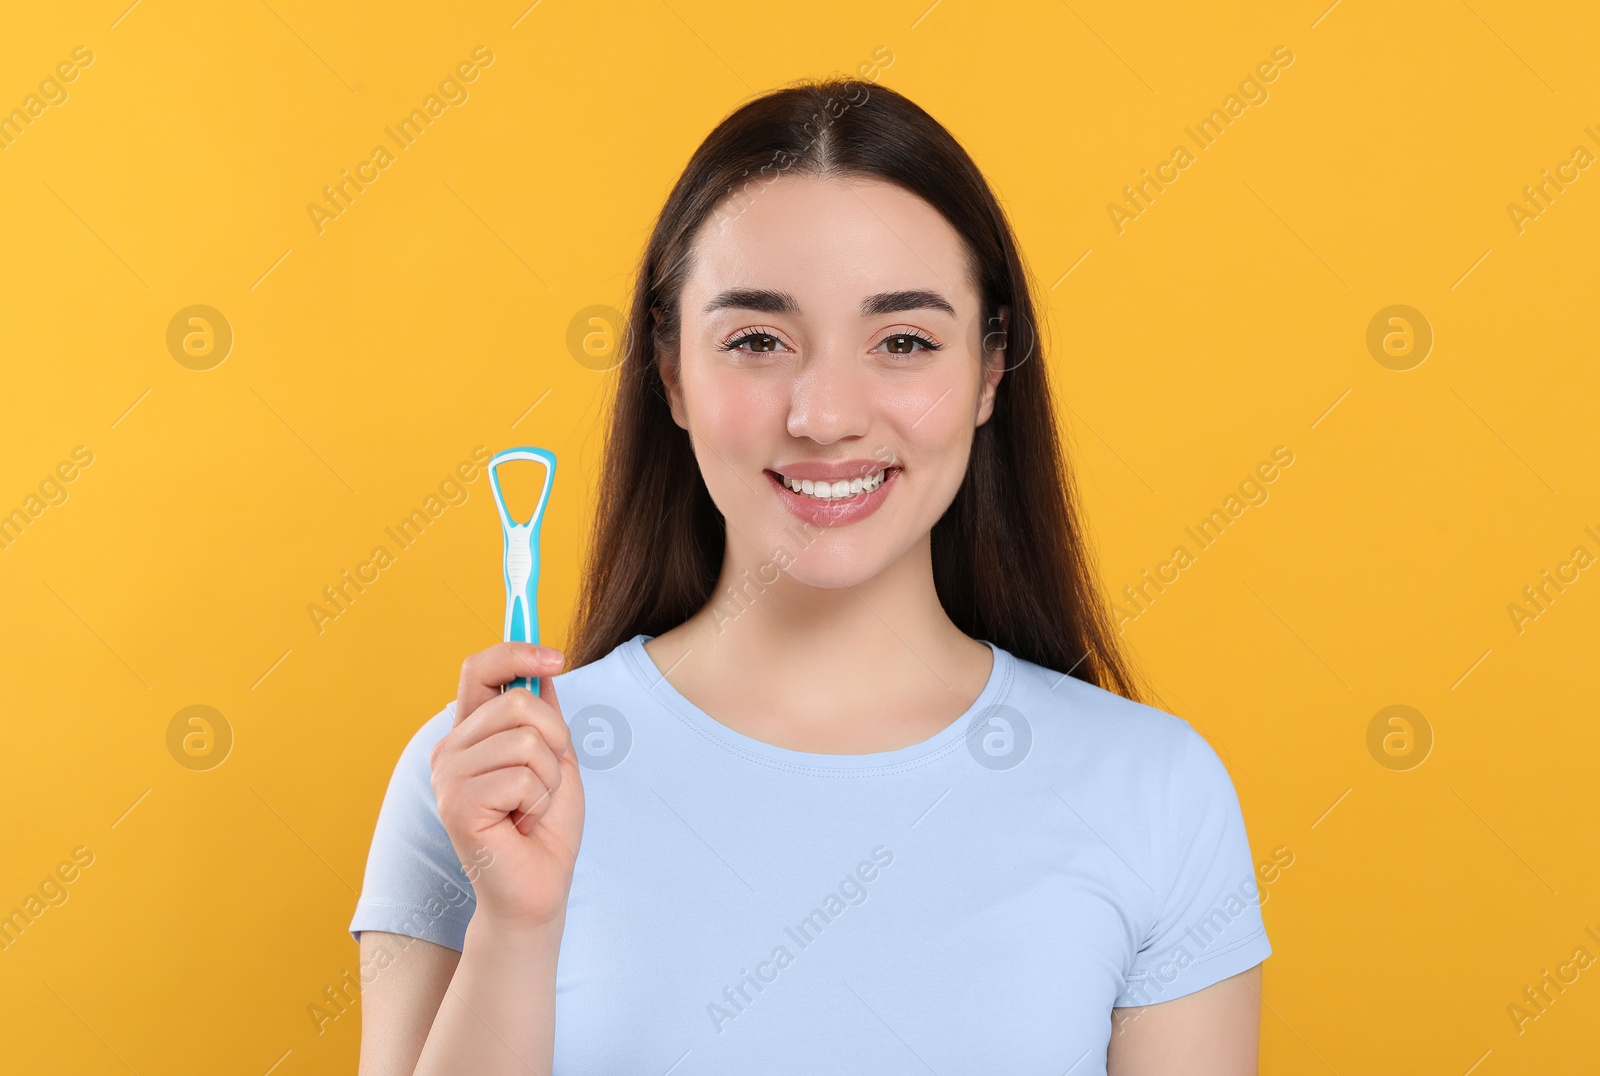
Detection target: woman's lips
<box><xmin>764</xmin><ymin>467</ymin><xmax>900</xmax><ymax>527</ymax></box>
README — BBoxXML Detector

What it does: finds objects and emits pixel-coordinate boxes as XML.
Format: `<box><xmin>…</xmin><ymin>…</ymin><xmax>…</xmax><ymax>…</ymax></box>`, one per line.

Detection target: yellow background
<box><xmin>2</xmin><ymin>0</ymin><xmax>1597</xmax><ymax>1071</ymax></box>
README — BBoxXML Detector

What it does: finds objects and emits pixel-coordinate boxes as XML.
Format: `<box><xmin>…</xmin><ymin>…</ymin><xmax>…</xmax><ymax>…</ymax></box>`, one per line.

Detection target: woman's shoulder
<box><xmin>549</xmin><ymin>633</ymin><xmax>643</xmax><ymax>692</ymax></box>
<box><xmin>1000</xmin><ymin>647</ymin><xmax>1234</xmax><ymax>796</ymax></box>
<box><xmin>385</xmin><ymin>699</ymin><xmax>456</xmax><ymax>781</ymax></box>
<box><xmin>1004</xmin><ymin>649</ymin><xmax>1192</xmax><ymax>741</ymax></box>
<box><xmin>1002</xmin><ymin>649</ymin><xmax>1263</xmax><ymax>944</ymax></box>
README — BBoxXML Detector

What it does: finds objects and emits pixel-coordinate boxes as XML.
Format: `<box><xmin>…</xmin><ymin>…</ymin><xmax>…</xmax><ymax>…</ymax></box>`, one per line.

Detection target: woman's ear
<box><xmin>976</xmin><ymin>304</ymin><xmax>1010</xmax><ymax>427</ymax></box>
<box><xmin>659</xmin><ymin>355</ymin><xmax>689</xmax><ymax>430</ymax></box>
<box><xmin>652</xmin><ymin>307</ymin><xmax>690</xmax><ymax>430</ymax></box>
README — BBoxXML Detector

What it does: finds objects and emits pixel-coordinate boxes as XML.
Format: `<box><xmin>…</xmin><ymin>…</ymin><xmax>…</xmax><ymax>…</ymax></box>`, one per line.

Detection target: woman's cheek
<box><xmin>904</xmin><ymin>381</ymin><xmax>975</xmax><ymax>490</ymax></box>
<box><xmin>692</xmin><ymin>366</ymin><xmax>783</xmax><ymax>457</ymax></box>
<box><xmin>899</xmin><ymin>370</ymin><xmax>968</xmax><ymax>443</ymax></box>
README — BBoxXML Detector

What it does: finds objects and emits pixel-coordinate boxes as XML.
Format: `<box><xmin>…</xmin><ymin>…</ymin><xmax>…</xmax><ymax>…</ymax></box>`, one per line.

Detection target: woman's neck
<box><xmin>641</xmin><ymin>532</ymin><xmax>995</xmax><ymax>754</ymax></box>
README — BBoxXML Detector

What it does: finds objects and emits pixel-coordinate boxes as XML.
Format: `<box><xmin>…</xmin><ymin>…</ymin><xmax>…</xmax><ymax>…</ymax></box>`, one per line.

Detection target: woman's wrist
<box><xmin>465</xmin><ymin>906</ymin><xmax>568</xmax><ymax>953</ymax></box>
<box><xmin>415</xmin><ymin>906</ymin><xmax>566</xmax><ymax>1074</ymax></box>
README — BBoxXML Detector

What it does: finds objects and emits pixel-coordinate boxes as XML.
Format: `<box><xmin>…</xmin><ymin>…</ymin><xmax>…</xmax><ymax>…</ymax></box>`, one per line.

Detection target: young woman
<box><xmin>350</xmin><ymin>78</ymin><xmax>1271</xmax><ymax>1075</ymax></box>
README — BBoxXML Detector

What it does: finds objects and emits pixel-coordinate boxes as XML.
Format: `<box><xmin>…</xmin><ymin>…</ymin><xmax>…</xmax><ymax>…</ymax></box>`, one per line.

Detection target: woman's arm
<box><xmin>409</xmin><ymin>913</ymin><xmax>566</xmax><ymax>1075</ymax></box>
<box><xmin>356</xmin><ymin>917</ymin><xmax>565</xmax><ymax>1076</ymax></box>
<box><xmin>1106</xmin><ymin>964</ymin><xmax>1263</xmax><ymax>1076</ymax></box>
<box><xmin>356</xmin><ymin>931</ymin><xmax>458</xmax><ymax>1075</ymax></box>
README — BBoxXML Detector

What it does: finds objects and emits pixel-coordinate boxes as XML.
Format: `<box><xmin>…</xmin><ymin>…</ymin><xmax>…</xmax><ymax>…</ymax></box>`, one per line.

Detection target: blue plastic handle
<box><xmin>487</xmin><ymin>447</ymin><xmax>556</xmax><ymax>695</ymax></box>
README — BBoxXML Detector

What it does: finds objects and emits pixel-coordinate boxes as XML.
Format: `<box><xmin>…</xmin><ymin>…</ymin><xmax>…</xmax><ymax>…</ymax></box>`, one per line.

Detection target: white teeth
<box><xmin>780</xmin><ymin>469</ymin><xmax>888</xmax><ymax>501</ymax></box>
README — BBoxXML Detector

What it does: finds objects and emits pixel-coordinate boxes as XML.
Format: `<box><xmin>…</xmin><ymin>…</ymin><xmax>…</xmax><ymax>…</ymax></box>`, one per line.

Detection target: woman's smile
<box><xmin>763</xmin><ymin>463</ymin><xmax>902</xmax><ymax>526</ymax></box>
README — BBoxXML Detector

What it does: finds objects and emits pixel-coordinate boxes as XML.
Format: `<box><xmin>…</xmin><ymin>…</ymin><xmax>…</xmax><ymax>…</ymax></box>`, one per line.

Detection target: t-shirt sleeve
<box><xmin>1114</xmin><ymin>723</ymin><xmax>1272</xmax><ymax>1007</ymax></box>
<box><xmin>347</xmin><ymin>702</ymin><xmax>478</xmax><ymax>951</ymax></box>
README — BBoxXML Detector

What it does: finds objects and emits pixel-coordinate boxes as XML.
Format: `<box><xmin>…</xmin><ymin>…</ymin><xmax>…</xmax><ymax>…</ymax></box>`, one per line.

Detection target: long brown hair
<box><xmin>568</xmin><ymin>76</ymin><xmax>1145</xmax><ymax>702</ymax></box>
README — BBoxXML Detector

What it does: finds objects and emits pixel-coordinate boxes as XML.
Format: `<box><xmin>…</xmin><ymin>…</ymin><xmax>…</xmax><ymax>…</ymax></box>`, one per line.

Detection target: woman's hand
<box><xmin>428</xmin><ymin>643</ymin><xmax>585</xmax><ymax>935</ymax></box>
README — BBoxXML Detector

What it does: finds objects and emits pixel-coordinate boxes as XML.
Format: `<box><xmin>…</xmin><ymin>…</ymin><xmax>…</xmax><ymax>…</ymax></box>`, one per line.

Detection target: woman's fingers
<box><xmin>431</xmin><ymin>682</ymin><xmax>573</xmax><ymax>771</ymax></box>
<box><xmin>449</xmin><ymin>766</ymin><xmax>555</xmax><ymax>832</ymax></box>
<box><xmin>431</xmin><ymin>643</ymin><xmax>576</xmax><ymax>843</ymax></box>
<box><xmin>444</xmin><ymin>724</ymin><xmax>563</xmax><ymax>795</ymax></box>
<box><xmin>515</xmin><ymin>747</ymin><xmax>581</xmax><ymax>836</ymax></box>
<box><xmin>455</xmin><ymin>642</ymin><xmax>565</xmax><ymax>726</ymax></box>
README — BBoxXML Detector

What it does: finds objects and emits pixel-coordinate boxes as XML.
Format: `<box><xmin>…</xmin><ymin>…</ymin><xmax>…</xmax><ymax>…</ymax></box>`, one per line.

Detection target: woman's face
<box><xmin>664</xmin><ymin>173</ymin><xmax>1006</xmax><ymax>589</ymax></box>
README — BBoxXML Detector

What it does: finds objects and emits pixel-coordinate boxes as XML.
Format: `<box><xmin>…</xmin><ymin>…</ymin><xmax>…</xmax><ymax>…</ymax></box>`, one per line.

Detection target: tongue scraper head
<box><xmin>488</xmin><ymin>447</ymin><xmax>556</xmax><ymax>695</ymax></box>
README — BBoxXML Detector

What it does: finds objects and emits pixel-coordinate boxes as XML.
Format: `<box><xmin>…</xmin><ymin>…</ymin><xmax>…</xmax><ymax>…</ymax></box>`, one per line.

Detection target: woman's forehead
<box><xmin>685</xmin><ymin>174</ymin><xmax>976</xmax><ymax>315</ymax></box>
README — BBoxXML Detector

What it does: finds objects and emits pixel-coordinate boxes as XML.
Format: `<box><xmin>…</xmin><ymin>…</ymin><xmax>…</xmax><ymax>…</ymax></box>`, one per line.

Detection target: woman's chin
<box><xmin>722</xmin><ymin>505</ymin><xmax>922</xmax><ymax>591</ymax></box>
<box><xmin>781</xmin><ymin>562</ymin><xmax>882</xmax><ymax>590</ymax></box>
<box><xmin>766</xmin><ymin>534</ymin><xmax>903</xmax><ymax>591</ymax></box>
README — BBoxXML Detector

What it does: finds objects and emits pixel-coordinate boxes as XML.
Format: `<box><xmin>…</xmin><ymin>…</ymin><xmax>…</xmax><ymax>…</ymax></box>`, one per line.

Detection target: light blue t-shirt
<box><xmin>350</xmin><ymin>635</ymin><xmax>1271</xmax><ymax>1074</ymax></box>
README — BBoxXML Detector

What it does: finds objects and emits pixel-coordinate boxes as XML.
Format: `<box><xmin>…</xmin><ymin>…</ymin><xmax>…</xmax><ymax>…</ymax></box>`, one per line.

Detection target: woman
<box><xmin>350</xmin><ymin>77</ymin><xmax>1271</xmax><ymax>1075</ymax></box>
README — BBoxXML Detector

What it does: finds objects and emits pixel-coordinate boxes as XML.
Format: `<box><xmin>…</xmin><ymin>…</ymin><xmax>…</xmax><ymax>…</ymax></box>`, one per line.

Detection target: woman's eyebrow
<box><xmin>701</xmin><ymin>288</ymin><xmax>956</xmax><ymax>317</ymax></box>
<box><xmin>860</xmin><ymin>289</ymin><xmax>956</xmax><ymax>318</ymax></box>
<box><xmin>702</xmin><ymin>288</ymin><xmax>800</xmax><ymax>315</ymax></box>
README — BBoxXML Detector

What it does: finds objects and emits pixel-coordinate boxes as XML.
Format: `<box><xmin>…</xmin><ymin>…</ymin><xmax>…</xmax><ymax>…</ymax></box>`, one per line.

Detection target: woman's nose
<box><xmin>785</xmin><ymin>346</ymin><xmax>871</xmax><ymax>444</ymax></box>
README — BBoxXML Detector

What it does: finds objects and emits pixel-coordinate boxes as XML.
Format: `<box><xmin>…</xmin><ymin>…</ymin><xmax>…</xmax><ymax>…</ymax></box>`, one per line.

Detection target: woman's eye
<box><xmin>880</xmin><ymin>333</ymin><xmax>940</xmax><ymax>356</ymax></box>
<box><xmin>722</xmin><ymin>332</ymin><xmax>784</xmax><ymax>353</ymax></box>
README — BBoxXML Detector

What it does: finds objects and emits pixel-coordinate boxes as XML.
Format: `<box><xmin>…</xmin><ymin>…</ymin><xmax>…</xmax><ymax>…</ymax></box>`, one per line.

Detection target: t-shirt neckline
<box><xmin>620</xmin><ymin>633</ymin><xmax>1016</xmax><ymax>775</ymax></box>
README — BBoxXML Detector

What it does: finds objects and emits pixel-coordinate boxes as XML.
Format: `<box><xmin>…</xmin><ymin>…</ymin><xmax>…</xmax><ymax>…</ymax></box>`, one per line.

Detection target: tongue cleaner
<box><xmin>488</xmin><ymin>447</ymin><xmax>557</xmax><ymax>695</ymax></box>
